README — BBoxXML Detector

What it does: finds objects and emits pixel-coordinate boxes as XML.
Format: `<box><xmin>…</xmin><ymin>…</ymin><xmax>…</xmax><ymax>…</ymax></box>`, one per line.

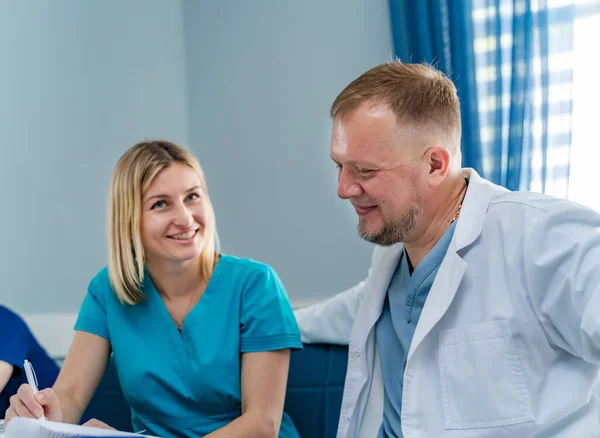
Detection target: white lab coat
<box><xmin>295</xmin><ymin>169</ymin><xmax>600</xmax><ymax>438</ymax></box>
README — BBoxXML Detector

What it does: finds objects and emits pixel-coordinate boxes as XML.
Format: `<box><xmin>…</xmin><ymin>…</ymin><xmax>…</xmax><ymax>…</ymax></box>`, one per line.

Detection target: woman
<box><xmin>5</xmin><ymin>141</ymin><xmax>302</xmax><ymax>437</ymax></box>
<box><xmin>0</xmin><ymin>306</ymin><xmax>60</xmax><ymax>419</ymax></box>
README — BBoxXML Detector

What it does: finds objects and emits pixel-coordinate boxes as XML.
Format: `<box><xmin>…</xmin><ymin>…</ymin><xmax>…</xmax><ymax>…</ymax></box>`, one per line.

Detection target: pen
<box><xmin>23</xmin><ymin>359</ymin><xmax>46</xmax><ymax>421</ymax></box>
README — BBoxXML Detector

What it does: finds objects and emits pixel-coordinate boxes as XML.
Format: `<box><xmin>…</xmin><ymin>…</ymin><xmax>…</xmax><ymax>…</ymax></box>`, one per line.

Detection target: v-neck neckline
<box><xmin>145</xmin><ymin>256</ymin><xmax>225</xmax><ymax>336</ymax></box>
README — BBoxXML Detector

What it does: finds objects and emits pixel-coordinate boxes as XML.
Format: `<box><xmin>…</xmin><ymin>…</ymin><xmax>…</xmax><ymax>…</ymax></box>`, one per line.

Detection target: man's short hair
<box><xmin>330</xmin><ymin>61</ymin><xmax>462</xmax><ymax>148</ymax></box>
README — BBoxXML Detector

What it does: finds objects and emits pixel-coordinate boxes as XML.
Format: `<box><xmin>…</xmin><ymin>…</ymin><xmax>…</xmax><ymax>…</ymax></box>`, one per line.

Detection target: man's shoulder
<box><xmin>492</xmin><ymin>189</ymin><xmax>561</xmax><ymax>208</ymax></box>
<box><xmin>466</xmin><ymin>170</ymin><xmax>592</xmax><ymax>219</ymax></box>
<box><xmin>488</xmin><ymin>189</ymin><xmax>595</xmax><ymax>219</ymax></box>
<box><xmin>482</xmin><ymin>189</ymin><xmax>600</xmax><ymax>248</ymax></box>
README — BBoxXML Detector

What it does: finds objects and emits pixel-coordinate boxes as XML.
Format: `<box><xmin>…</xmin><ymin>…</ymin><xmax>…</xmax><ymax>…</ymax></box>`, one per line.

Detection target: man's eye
<box><xmin>357</xmin><ymin>168</ymin><xmax>374</xmax><ymax>175</ymax></box>
<box><xmin>151</xmin><ymin>200</ymin><xmax>166</xmax><ymax>210</ymax></box>
<box><xmin>335</xmin><ymin>163</ymin><xmax>342</xmax><ymax>170</ymax></box>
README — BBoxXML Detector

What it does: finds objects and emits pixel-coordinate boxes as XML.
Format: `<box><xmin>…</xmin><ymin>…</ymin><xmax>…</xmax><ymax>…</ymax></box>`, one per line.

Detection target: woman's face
<box><xmin>140</xmin><ymin>163</ymin><xmax>210</xmax><ymax>268</ymax></box>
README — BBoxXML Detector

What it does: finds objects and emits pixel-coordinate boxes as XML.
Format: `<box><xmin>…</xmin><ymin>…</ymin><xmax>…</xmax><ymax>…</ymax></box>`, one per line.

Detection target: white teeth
<box><xmin>171</xmin><ymin>230</ymin><xmax>195</xmax><ymax>240</ymax></box>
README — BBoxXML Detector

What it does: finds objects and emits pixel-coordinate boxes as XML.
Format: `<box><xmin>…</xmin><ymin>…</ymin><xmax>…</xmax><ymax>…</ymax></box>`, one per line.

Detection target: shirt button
<box><xmin>355</xmin><ymin>350</ymin><xmax>361</xmax><ymax>358</ymax></box>
<box><xmin>348</xmin><ymin>416</ymin><xmax>352</xmax><ymax>422</ymax></box>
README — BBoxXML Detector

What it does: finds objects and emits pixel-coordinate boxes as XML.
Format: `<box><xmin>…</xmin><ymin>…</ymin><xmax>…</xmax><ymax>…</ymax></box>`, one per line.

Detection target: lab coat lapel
<box><xmin>407</xmin><ymin>252</ymin><xmax>466</xmax><ymax>360</ymax></box>
<box><xmin>353</xmin><ymin>243</ymin><xmax>403</xmax><ymax>346</ymax></box>
<box><xmin>407</xmin><ymin>169</ymin><xmax>499</xmax><ymax>361</ymax></box>
<box><xmin>349</xmin><ymin>244</ymin><xmax>402</xmax><ymax>435</ymax></box>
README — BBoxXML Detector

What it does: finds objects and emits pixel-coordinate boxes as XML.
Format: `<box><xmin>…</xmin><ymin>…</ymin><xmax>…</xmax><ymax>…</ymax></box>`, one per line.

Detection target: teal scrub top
<box><xmin>75</xmin><ymin>255</ymin><xmax>303</xmax><ymax>438</ymax></box>
<box><xmin>377</xmin><ymin>220</ymin><xmax>457</xmax><ymax>438</ymax></box>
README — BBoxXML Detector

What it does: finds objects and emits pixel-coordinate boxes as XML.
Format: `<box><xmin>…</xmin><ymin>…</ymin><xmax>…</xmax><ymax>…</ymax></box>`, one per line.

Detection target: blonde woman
<box><xmin>5</xmin><ymin>141</ymin><xmax>302</xmax><ymax>437</ymax></box>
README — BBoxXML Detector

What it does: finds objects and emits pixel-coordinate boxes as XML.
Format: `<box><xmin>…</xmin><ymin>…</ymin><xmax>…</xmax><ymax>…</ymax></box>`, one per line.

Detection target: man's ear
<box><xmin>423</xmin><ymin>146</ymin><xmax>451</xmax><ymax>187</ymax></box>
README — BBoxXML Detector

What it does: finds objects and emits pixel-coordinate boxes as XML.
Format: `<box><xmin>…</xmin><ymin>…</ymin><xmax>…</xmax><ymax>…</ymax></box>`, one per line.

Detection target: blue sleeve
<box><xmin>74</xmin><ymin>277</ymin><xmax>110</xmax><ymax>342</ymax></box>
<box><xmin>0</xmin><ymin>306</ymin><xmax>30</xmax><ymax>369</ymax></box>
<box><xmin>240</xmin><ymin>265</ymin><xmax>303</xmax><ymax>353</ymax></box>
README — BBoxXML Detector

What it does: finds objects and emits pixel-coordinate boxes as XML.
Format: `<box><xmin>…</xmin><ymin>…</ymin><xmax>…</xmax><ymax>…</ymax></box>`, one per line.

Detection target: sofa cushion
<box><xmin>84</xmin><ymin>343</ymin><xmax>349</xmax><ymax>437</ymax></box>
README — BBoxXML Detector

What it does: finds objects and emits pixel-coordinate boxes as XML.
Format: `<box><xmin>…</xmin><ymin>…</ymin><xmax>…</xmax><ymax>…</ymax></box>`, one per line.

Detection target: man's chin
<box><xmin>362</xmin><ymin>235</ymin><xmax>397</xmax><ymax>247</ymax></box>
<box><xmin>358</xmin><ymin>227</ymin><xmax>396</xmax><ymax>247</ymax></box>
<box><xmin>358</xmin><ymin>221</ymin><xmax>409</xmax><ymax>246</ymax></box>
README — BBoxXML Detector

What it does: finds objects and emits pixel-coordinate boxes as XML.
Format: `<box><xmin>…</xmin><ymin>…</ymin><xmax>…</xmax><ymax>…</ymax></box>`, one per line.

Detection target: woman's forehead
<box><xmin>145</xmin><ymin>164</ymin><xmax>203</xmax><ymax>194</ymax></box>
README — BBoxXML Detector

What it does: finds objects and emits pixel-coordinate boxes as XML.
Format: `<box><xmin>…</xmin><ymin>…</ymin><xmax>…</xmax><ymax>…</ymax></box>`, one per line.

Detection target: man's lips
<box><xmin>353</xmin><ymin>204</ymin><xmax>377</xmax><ymax>216</ymax></box>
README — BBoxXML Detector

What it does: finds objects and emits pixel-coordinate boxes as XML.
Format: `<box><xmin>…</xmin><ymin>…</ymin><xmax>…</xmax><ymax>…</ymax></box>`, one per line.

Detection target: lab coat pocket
<box><xmin>438</xmin><ymin>320</ymin><xmax>535</xmax><ymax>430</ymax></box>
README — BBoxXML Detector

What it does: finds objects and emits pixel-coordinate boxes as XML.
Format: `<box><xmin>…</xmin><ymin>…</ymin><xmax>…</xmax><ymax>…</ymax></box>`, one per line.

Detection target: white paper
<box><xmin>5</xmin><ymin>418</ymin><xmax>152</xmax><ymax>438</ymax></box>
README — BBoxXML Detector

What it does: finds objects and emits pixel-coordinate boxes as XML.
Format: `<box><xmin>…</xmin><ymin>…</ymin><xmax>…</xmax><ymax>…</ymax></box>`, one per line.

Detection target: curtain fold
<box><xmin>388</xmin><ymin>0</ymin><xmax>577</xmax><ymax>195</ymax></box>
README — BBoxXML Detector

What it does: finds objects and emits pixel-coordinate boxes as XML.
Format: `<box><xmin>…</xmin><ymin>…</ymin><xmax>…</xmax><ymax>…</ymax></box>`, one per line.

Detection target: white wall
<box><xmin>183</xmin><ymin>0</ymin><xmax>393</xmax><ymax>303</ymax></box>
<box><xmin>0</xmin><ymin>0</ymin><xmax>189</xmax><ymax>314</ymax></box>
<box><xmin>2</xmin><ymin>0</ymin><xmax>394</xmax><ymax>357</ymax></box>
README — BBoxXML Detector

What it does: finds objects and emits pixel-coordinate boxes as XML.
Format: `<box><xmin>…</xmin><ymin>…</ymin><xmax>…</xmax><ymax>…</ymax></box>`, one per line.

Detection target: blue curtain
<box><xmin>389</xmin><ymin>0</ymin><xmax>576</xmax><ymax>195</ymax></box>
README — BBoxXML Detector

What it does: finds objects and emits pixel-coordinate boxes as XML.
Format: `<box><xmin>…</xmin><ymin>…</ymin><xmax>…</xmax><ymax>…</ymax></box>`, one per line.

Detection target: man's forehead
<box><xmin>330</xmin><ymin>134</ymin><xmax>392</xmax><ymax>166</ymax></box>
<box><xmin>364</xmin><ymin>101</ymin><xmax>393</xmax><ymax>118</ymax></box>
<box><xmin>330</xmin><ymin>125</ymin><xmax>431</xmax><ymax>168</ymax></box>
<box><xmin>331</xmin><ymin>112</ymin><xmax>398</xmax><ymax>150</ymax></box>
<box><xmin>334</xmin><ymin>102</ymin><xmax>393</xmax><ymax>127</ymax></box>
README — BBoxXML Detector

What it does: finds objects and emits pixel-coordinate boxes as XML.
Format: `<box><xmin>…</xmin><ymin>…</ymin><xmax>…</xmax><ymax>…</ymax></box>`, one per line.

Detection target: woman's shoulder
<box><xmin>86</xmin><ymin>266</ymin><xmax>119</xmax><ymax>302</ymax></box>
<box><xmin>217</xmin><ymin>255</ymin><xmax>288</xmax><ymax>303</ymax></box>
<box><xmin>218</xmin><ymin>254</ymin><xmax>279</xmax><ymax>279</ymax></box>
<box><xmin>88</xmin><ymin>266</ymin><xmax>110</xmax><ymax>288</ymax></box>
<box><xmin>0</xmin><ymin>305</ymin><xmax>27</xmax><ymax>330</ymax></box>
<box><xmin>0</xmin><ymin>304</ymin><xmax>20</xmax><ymax>320</ymax></box>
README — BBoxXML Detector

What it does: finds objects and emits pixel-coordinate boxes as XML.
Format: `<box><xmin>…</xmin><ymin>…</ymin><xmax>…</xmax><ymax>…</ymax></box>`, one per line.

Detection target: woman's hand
<box><xmin>82</xmin><ymin>418</ymin><xmax>117</xmax><ymax>430</ymax></box>
<box><xmin>4</xmin><ymin>384</ymin><xmax>63</xmax><ymax>425</ymax></box>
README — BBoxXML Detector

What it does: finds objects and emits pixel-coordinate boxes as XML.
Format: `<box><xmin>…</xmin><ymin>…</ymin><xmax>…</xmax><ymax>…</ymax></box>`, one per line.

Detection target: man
<box><xmin>294</xmin><ymin>61</ymin><xmax>600</xmax><ymax>438</ymax></box>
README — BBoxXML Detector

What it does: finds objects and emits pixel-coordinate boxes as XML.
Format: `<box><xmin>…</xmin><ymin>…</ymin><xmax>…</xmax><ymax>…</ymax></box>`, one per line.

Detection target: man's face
<box><xmin>330</xmin><ymin>103</ymin><xmax>424</xmax><ymax>246</ymax></box>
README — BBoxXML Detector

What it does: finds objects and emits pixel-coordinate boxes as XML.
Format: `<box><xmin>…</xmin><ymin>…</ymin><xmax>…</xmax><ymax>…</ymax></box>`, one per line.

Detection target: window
<box><xmin>567</xmin><ymin>1</ymin><xmax>600</xmax><ymax>211</ymax></box>
<box><xmin>471</xmin><ymin>0</ymin><xmax>600</xmax><ymax>209</ymax></box>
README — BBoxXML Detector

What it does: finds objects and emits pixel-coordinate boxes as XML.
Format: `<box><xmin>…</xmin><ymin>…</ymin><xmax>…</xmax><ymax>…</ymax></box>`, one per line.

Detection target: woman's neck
<box><xmin>146</xmin><ymin>258</ymin><xmax>205</xmax><ymax>301</ymax></box>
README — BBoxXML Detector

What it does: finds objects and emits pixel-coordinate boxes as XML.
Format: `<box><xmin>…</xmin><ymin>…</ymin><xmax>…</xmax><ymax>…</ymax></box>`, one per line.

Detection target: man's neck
<box><xmin>404</xmin><ymin>176</ymin><xmax>466</xmax><ymax>269</ymax></box>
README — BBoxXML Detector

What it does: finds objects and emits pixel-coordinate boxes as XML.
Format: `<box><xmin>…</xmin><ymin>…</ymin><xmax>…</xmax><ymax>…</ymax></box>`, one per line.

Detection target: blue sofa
<box><xmin>84</xmin><ymin>344</ymin><xmax>348</xmax><ymax>438</ymax></box>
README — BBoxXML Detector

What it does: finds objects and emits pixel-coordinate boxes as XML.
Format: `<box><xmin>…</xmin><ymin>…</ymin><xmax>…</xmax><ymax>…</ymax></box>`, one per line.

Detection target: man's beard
<box><xmin>358</xmin><ymin>203</ymin><xmax>423</xmax><ymax>246</ymax></box>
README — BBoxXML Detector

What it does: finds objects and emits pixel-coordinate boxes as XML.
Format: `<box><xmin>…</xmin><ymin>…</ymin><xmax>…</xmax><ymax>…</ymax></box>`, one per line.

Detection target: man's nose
<box><xmin>337</xmin><ymin>169</ymin><xmax>363</xmax><ymax>199</ymax></box>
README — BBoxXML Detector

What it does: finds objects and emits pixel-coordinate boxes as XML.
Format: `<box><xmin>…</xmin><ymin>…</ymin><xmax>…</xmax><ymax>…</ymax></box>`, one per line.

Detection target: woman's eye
<box><xmin>187</xmin><ymin>193</ymin><xmax>200</xmax><ymax>201</ymax></box>
<box><xmin>151</xmin><ymin>200</ymin><xmax>166</xmax><ymax>210</ymax></box>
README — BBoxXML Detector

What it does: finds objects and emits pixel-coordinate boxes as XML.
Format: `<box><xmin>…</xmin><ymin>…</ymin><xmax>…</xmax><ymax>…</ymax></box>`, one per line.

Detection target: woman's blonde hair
<box><xmin>107</xmin><ymin>140</ymin><xmax>217</xmax><ymax>305</ymax></box>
